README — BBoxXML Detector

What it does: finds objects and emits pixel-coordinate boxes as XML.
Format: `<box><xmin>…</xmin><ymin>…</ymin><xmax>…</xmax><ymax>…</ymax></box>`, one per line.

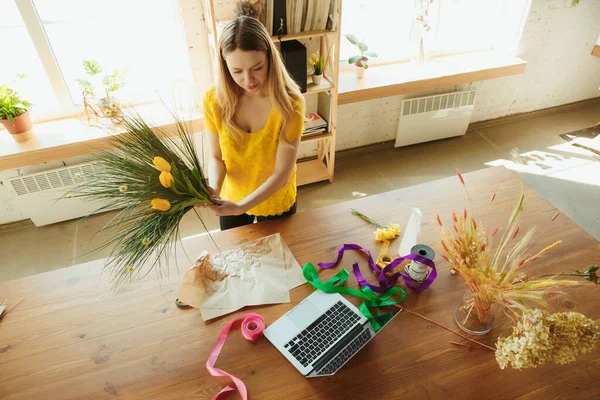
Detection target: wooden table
<box><xmin>1</xmin><ymin>166</ymin><xmax>599</xmax><ymax>399</ymax></box>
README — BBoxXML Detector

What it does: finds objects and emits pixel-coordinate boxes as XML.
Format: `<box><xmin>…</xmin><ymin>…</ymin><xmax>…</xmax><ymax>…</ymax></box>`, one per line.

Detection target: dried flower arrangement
<box><xmin>438</xmin><ymin>170</ymin><xmax>580</xmax><ymax>327</ymax></box>
<box><xmin>431</xmin><ymin>169</ymin><xmax>599</xmax><ymax>368</ymax></box>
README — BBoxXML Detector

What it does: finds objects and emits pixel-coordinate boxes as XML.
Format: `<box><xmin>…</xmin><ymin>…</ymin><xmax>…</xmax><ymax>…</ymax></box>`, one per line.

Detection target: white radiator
<box><xmin>395</xmin><ymin>90</ymin><xmax>477</xmax><ymax>148</ymax></box>
<box><xmin>7</xmin><ymin>163</ymin><xmax>114</xmax><ymax>226</ymax></box>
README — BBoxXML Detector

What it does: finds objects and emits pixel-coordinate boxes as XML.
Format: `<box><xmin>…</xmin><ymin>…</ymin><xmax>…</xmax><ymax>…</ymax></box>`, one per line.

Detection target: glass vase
<box><xmin>454</xmin><ymin>290</ymin><xmax>496</xmax><ymax>335</ymax></box>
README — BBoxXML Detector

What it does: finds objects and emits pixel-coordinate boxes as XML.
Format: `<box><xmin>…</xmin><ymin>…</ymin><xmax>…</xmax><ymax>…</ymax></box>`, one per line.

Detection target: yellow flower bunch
<box><xmin>351</xmin><ymin>208</ymin><xmax>400</xmax><ymax>242</ymax></box>
<box><xmin>148</xmin><ymin>155</ymin><xmax>212</xmax><ymax>214</ymax></box>
<box><xmin>375</xmin><ymin>224</ymin><xmax>401</xmax><ymax>242</ymax></box>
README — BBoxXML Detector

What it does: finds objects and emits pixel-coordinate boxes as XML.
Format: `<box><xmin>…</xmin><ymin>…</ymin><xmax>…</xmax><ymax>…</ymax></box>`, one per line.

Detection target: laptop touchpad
<box><xmin>287</xmin><ymin>300</ymin><xmax>320</xmax><ymax>329</ymax></box>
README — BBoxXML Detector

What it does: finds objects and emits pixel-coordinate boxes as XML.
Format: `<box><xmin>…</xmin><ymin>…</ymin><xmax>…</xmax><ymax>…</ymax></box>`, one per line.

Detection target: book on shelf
<box><xmin>303</xmin><ymin>112</ymin><xmax>328</xmax><ymax>136</ymax></box>
<box><xmin>326</xmin><ymin>0</ymin><xmax>338</xmax><ymax>31</ymax></box>
<box><xmin>272</xmin><ymin>0</ymin><xmax>287</xmax><ymax>36</ymax></box>
<box><xmin>302</xmin><ymin>129</ymin><xmax>326</xmax><ymax>138</ymax></box>
<box><xmin>313</xmin><ymin>0</ymin><xmax>330</xmax><ymax>31</ymax></box>
<box><xmin>266</xmin><ymin>0</ymin><xmax>336</xmax><ymax>36</ymax></box>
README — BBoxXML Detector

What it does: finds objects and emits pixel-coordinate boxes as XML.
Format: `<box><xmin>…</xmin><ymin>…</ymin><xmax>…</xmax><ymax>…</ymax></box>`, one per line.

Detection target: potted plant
<box><xmin>0</xmin><ymin>74</ymin><xmax>33</xmax><ymax>138</ymax></box>
<box><xmin>344</xmin><ymin>34</ymin><xmax>377</xmax><ymax>79</ymax></box>
<box><xmin>308</xmin><ymin>52</ymin><xmax>325</xmax><ymax>85</ymax></box>
<box><xmin>76</xmin><ymin>60</ymin><xmax>127</xmax><ymax>125</ymax></box>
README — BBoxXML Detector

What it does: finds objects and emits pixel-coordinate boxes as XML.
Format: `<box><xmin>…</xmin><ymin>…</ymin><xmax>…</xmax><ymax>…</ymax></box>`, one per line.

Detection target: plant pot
<box><xmin>355</xmin><ymin>67</ymin><xmax>365</xmax><ymax>79</ymax></box>
<box><xmin>454</xmin><ymin>290</ymin><xmax>497</xmax><ymax>335</ymax></box>
<box><xmin>312</xmin><ymin>73</ymin><xmax>323</xmax><ymax>85</ymax></box>
<box><xmin>1</xmin><ymin>111</ymin><xmax>33</xmax><ymax>135</ymax></box>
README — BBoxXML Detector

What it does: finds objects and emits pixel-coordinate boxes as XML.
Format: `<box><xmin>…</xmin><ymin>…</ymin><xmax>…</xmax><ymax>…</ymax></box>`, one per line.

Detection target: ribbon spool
<box><xmin>241</xmin><ymin>315</ymin><xmax>265</xmax><ymax>341</ymax></box>
<box><xmin>207</xmin><ymin>313</ymin><xmax>265</xmax><ymax>400</ymax></box>
<box><xmin>405</xmin><ymin>244</ymin><xmax>435</xmax><ymax>283</ymax></box>
<box><xmin>376</xmin><ymin>240</ymin><xmax>398</xmax><ymax>277</ymax></box>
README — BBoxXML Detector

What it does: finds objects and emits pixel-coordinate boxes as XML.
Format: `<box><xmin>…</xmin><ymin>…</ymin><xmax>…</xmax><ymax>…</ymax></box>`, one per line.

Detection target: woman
<box><xmin>201</xmin><ymin>15</ymin><xmax>305</xmax><ymax>230</ymax></box>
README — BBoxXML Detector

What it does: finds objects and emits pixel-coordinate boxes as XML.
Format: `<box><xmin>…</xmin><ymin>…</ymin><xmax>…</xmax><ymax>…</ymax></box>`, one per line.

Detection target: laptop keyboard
<box><xmin>284</xmin><ymin>301</ymin><xmax>361</xmax><ymax>368</ymax></box>
<box><xmin>317</xmin><ymin>328</ymin><xmax>370</xmax><ymax>375</ymax></box>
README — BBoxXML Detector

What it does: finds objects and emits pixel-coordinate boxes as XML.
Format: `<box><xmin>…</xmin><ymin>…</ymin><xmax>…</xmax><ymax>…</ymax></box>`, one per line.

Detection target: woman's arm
<box><xmin>238</xmin><ymin>137</ymin><xmax>300</xmax><ymax>210</ymax></box>
<box><xmin>208</xmin><ymin>136</ymin><xmax>301</xmax><ymax>216</ymax></box>
<box><xmin>207</xmin><ymin>132</ymin><xmax>226</xmax><ymax>197</ymax></box>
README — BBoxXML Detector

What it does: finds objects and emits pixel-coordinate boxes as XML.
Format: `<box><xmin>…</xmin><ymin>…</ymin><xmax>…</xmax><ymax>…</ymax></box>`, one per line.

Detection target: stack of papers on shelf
<box><xmin>303</xmin><ymin>112</ymin><xmax>327</xmax><ymax>136</ymax></box>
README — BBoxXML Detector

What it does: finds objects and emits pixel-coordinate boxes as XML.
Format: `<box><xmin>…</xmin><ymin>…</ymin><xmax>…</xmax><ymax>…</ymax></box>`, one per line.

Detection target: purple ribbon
<box><xmin>318</xmin><ymin>244</ymin><xmax>437</xmax><ymax>292</ymax></box>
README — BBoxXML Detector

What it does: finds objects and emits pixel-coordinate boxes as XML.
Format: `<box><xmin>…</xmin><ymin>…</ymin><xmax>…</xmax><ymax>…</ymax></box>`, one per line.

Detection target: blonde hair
<box><xmin>215</xmin><ymin>16</ymin><xmax>304</xmax><ymax>141</ymax></box>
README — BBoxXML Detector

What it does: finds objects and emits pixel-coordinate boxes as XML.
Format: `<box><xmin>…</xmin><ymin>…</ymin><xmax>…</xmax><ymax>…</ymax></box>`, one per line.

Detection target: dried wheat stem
<box><xmin>450</xmin><ymin>341</ymin><xmax>492</xmax><ymax>351</ymax></box>
<box><xmin>462</xmin><ymin>302</ymin><xmax>475</xmax><ymax>325</ymax></box>
<box><xmin>393</xmin><ymin>304</ymin><xmax>496</xmax><ymax>352</ymax></box>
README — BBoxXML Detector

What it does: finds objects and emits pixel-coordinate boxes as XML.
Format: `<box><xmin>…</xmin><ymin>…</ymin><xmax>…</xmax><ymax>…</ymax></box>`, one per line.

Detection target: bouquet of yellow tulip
<box><xmin>69</xmin><ymin>113</ymin><xmax>214</xmax><ymax>287</ymax></box>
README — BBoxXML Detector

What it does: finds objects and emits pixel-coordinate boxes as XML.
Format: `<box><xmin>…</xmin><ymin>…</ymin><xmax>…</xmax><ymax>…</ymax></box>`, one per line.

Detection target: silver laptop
<box><xmin>264</xmin><ymin>290</ymin><xmax>400</xmax><ymax>377</ymax></box>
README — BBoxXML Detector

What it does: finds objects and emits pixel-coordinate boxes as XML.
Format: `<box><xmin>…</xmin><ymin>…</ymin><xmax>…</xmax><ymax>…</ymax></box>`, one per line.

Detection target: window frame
<box><xmin>15</xmin><ymin>0</ymin><xmax>80</xmax><ymax>119</ymax></box>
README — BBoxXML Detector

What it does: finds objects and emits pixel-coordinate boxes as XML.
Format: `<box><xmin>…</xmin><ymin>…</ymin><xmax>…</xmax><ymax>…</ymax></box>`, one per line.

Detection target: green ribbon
<box><xmin>302</xmin><ymin>263</ymin><xmax>406</xmax><ymax>331</ymax></box>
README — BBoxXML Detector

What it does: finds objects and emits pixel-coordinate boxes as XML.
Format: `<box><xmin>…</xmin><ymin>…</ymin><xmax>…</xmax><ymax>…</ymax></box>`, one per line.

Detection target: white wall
<box><xmin>1</xmin><ymin>0</ymin><xmax>599</xmax><ymax>225</ymax></box>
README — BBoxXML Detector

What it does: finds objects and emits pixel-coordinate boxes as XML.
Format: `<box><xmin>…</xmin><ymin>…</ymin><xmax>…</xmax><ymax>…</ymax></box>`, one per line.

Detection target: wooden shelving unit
<box><xmin>203</xmin><ymin>0</ymin><xmax>342</xmax><ymax>186</ymax></box>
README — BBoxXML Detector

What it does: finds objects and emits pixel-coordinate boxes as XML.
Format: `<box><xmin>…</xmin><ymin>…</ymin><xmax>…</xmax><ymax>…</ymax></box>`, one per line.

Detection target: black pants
<box><xmin>219</xmin><ymin>202</ymin><xmax>297</xmax><ymax>231</ymax></box>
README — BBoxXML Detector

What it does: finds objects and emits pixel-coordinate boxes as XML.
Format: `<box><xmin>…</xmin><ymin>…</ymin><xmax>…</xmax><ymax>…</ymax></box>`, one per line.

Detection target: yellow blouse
<box><xmin>202</xmin><ymin>87</ymin><xmax>304</xmax><ymax>216</ymax></box>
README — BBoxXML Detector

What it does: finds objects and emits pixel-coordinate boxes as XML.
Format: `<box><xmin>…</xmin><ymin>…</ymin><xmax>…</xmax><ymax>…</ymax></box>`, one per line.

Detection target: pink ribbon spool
<box><xmin>207</xmin><ymin>313</ymin><xmax>265</xmax><ymax>400</ymax></box>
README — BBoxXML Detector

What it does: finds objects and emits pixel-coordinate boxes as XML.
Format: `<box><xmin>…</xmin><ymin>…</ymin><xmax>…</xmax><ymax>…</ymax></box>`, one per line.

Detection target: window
<box><xmin>340</xmin><ymin>0</ymin><xmax>414</xmax><ymax>66</ymax></box>
<box><xmin>340</xmin><ymin>0</ymin><xmax>530</xmax><ymax>67</ymax></box>
<box><xmin>427</xmin><ymin>0</ymin><xmax>531</xmax><ymax>58</ymax></box>
<box><xmin>0</xmin><ymin>0</ymin><xmax>61</xmax><ymax>115</ymax></box>
<box><xmin>0</xmin><ymin>0</ymin><xmax>194</xmax><ymax>122</ymax></box>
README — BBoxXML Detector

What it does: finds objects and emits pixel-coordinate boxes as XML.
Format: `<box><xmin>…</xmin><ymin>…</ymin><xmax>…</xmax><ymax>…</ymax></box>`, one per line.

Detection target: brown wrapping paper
<box><xmin>178</xmin><ymin>233</ymin><xmax>305</xmax><ymax>320</ymax></box>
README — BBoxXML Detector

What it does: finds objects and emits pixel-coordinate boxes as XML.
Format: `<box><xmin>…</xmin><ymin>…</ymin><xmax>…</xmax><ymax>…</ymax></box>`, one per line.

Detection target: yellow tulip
<box><xmin>159</xmin><ymin>171</ymin><xmax>173</xmax><ymax>188</ymax></box>
<box><xmin>153</xmin><ymin>156</ymin><xmax>171</xmax><ymax>172</ymax></box>
<box><xmin>151</xmin><ymin>198</ymin><xmax>171</xmax><ymax>211</ymax></box>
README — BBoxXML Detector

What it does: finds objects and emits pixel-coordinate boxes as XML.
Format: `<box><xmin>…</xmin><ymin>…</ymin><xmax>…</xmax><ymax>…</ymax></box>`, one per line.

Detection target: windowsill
<box><xmin>592</xmin><ymin>45</ymin><xmax>600</xmax><ymax>58</ymax></box>
<box><xmin>338</xmin><ymin>51</ymin><xmax>527</xmax><ymax>105</ymax></box>
<box><xmin>0</xmin><ymin>103</ymin><xmax>202</xmax><ymax>170</ymax></box>
<box><xmin>1</xmin><ymin>51</ymin><xmax>527</xmax><ymax>171</ymax></box>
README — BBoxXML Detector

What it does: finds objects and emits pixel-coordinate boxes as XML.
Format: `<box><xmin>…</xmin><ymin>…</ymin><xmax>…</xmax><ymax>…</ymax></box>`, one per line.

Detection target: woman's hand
<box><xmin>207</xmin><ymin>185</ymin><xmax>220</xmax><ymax>198</ymax></box>
<box><xmin>206</xmin><ymin>198</ymin><xmax>246</xmax><ymax>216</ymax></box>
